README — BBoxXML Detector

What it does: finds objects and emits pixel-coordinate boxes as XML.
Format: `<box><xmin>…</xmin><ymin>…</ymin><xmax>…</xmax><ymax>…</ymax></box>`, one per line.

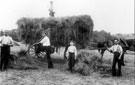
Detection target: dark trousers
<box><xmin>112</xmin><ymin>52</ymin><xmax>122</xmax><ymax>76</ymax></box>
<box><xmin>68</xmin><ymin>52</ymin><xmax>75</xmax><ymax>72</ymax></box>
<box><xmin>0</xmin><ymin>45</ymin><xmax>10</xmax><ymax>71</ymax></box>
<box><xmin>121</xmin><ymin>53</ymin><xmax>125</xmax><ymax>66</ymax></box>
<box><xmin>43</xmin><ymin>46</ymin><xmax>53</xmax><ymax>68</ymax></box>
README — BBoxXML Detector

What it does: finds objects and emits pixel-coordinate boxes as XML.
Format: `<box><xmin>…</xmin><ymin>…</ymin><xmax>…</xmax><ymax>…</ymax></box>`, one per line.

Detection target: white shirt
<box><xmin>0</xmin><ymin>35</ymin><xmax>13</xmax><ymax>45</ymax></box>
<box><xmin>66</xmin><ymin>45</ymin><xmax>77</xmax><ymax>57</ymax></box>
<box><xmin>40</xmin><ymin>36</ymin><xmax>50</xmax><ymax>46</ymax></box>
<box><xmin>108</xmin><ymin>44</ymin><xmax>123</xmax><ymax>53</ymax></box>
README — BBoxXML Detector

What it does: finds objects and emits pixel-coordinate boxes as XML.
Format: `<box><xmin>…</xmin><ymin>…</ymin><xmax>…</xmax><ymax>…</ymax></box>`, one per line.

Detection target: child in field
<box><xmin>66</xmin><ymin>41</ymin><xmax>77</xmax><ymax>72</ymax></box>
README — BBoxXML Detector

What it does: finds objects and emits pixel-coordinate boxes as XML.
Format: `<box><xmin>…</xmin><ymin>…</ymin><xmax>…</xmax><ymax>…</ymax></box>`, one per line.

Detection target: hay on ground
<box><xmin>9</xmin><ymin>50</ymin><xmax>47</xmax><ymax>70</ymax></box>
<box><xmin>73</xmin><ymin>50</ymin><xmax>111</xmax><ymax>75</ymax></box>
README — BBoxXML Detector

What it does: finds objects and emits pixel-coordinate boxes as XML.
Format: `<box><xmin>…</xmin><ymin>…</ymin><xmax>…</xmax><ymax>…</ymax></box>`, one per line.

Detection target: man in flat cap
<box><xmin>107</xmin><ymin>39</ymin><xmax>123</xmax><ymax>76</ymax></box>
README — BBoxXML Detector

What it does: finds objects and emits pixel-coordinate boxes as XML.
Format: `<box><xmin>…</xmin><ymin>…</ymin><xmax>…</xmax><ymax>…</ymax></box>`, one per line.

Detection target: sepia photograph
<box><xmin>0</xmin><ymin>0</ymin><xmax>134</xmax><ymax>85</ymax></box>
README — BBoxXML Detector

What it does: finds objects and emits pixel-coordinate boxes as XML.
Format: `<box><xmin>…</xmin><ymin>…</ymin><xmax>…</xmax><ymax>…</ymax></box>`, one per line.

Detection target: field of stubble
<box><xmin>0</xmin><ymin>44</ymin><xmax>134</xmax><ymax>85</ymax></box>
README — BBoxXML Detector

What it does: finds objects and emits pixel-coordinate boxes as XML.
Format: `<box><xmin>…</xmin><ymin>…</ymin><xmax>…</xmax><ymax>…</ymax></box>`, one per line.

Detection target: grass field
<box><xmin>0</xmin><ymin>43</ymin><xmax>135</xmax><ymax>85</ymax></box>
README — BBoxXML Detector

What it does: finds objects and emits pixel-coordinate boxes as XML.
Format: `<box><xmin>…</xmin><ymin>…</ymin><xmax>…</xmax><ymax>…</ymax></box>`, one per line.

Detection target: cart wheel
<box><xmin>28</xmin><ymin>44</ymin><xmax>46</xmax><ymax>58</ymax></box>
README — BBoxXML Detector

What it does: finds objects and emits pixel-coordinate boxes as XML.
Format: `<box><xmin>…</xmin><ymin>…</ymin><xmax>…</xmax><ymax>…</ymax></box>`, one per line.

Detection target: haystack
<box><xmin>17</xmin><ymin>15</ymin><xmax>94</xmax><ymax>49</ymax></box>
<box><xmin>74</xmin><ymin>50</ymin><xmax>111</xmax><ymax>75</ymax></box>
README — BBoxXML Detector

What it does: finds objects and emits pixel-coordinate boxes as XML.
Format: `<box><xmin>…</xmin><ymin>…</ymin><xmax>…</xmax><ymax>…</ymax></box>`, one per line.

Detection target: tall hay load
<box><xmin>48</xmin><ymin>15</ymin><xmax>94</xmax><ymax>49</ymax></box>
<box><xmin>17</xmin><ymin>15</ymin><xmax>94</xmax><ymax>49</ymax></box>
<box><xmin>17</xmin><ymin>18</ymin><xmax>44</xmax><ymax>44</ymax></box>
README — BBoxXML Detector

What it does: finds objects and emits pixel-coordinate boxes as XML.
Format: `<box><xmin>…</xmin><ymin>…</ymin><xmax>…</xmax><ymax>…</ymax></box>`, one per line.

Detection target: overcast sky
<box><xmin>0</xmin><ymin>0</ymin><xmax>134</xmax><ymax>34</ymax></box>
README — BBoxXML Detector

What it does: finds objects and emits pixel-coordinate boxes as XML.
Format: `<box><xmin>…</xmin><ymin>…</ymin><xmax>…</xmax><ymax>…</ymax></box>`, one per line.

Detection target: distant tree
<box><xmin>115</xmin><ymin>33</ymin><xmax>135</xmax><ymax>39</ymax></box>
<box><xmin>92</xmin><ymin>30</ymin><xmax>113</xmax><ymax>42</ymax></box>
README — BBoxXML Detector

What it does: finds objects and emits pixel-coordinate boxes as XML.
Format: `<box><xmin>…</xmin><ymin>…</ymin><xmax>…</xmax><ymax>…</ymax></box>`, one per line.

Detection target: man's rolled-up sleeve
<box><xmin>108</xmin><ymin>46</ymin><xmax>114</xmax><ymax>52</ymax></box>
<box><xmin>40</xmin><ymin>37</ymin><xmax>45</xmax><ymax>44</ymax></box>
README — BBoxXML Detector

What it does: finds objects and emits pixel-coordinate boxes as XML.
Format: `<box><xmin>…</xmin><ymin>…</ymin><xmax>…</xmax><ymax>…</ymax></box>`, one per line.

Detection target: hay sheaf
<box><xmin>74</xmin><ymin>50</ymin><xmax>111</xmax><ymax>75</ymax></box>
<box><xmin>9</xmin><ymin>50</ymin><xmax>46</xmax><ymax>70</ymax></box>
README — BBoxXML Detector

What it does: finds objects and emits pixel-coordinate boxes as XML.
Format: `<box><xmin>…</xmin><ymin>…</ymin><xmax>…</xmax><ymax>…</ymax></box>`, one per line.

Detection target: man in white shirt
<box><xmin>107</xmin><ymin>39</ymin><xmax>123</xmax><ymax>76</ymax></box>
<box><xmin>39</xmin><ymin>32</ymin><xmax>53</xmax><ymax>68</ymax></box>
<box><xmin>66</xmin><ymin>40</ymin><xmax>77</xmax><ymax>72</ymax></box>
<box><xmin>40</xmin><ymin>33</ymin><xmax>50</xmax><ymax>46</ymax></box>
<box><xmin>0</xmin><ymin>31</ymin><xmax>13</xmax><ymax>71</ymax></box>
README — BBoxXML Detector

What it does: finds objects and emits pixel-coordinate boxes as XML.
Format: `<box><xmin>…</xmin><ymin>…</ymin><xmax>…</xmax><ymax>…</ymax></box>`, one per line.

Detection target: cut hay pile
<box><xmin>9</xmin><ymin>50</ymin><xmax>47</xmax><ymax>70</ymax></box>
<box><xmin>74</xmin><ymin>50</ymin><xmax>111</xmax><ymax>75</ymax></box>
<box><xmin>8</xmin><ymin>49</ymin><xmax>111</xmax><ymax>76</ymax></box>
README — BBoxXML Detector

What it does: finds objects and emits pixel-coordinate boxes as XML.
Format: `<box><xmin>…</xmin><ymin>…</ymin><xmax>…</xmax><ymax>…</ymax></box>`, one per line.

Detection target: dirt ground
<box><xmin>0</xmin><ymin>45</ymin><xmax>135</xmax><ymax>85</ymax></box>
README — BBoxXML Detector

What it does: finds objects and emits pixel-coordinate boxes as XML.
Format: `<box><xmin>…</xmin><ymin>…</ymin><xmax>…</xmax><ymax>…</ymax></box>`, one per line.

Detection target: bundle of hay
<box><xmin>74</xmin><ymin>50</ymin><xmax>111</xmax><ymax>75</ymax></box>
<box><xmin>9</xmin><ymin>49</ymin><xmax>46</xmax><ymax>70</ymax></box>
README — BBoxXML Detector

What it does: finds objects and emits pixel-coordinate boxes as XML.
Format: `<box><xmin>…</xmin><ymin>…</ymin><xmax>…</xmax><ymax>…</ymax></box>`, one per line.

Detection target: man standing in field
<box><xmin>0</xmin><ymin>31</ymin><xmax>13</xmax><ymax>71</ymax></box>
<box><xmin>40</xmin><ymin>32</ymin><xmax>53</xmax><ymax>68</ymax></box>
<box><xmin>107</xmin><ymin>39</ymin><xmax>123</xmax><ymax>76</ymax></box>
